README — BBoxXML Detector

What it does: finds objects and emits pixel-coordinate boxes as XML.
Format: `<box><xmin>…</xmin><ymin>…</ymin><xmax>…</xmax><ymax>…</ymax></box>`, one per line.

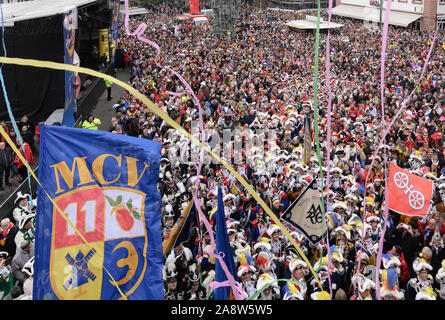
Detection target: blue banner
<box><xmin>62</xmin><ymin>10</ymin><xmax>76</xmax><ymax>127</ymax></box>
<box><xmin>34</xmin><ymin>125</ymin><xmax>164</xmax><ymax>300</ymax></box>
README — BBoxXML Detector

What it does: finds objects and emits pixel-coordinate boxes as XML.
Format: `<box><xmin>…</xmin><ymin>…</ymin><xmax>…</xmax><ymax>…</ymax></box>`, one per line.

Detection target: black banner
<box><xmin>0</xmin><ymin>15</ymin><xmax>64</xmax><ymax>124</ymax></box>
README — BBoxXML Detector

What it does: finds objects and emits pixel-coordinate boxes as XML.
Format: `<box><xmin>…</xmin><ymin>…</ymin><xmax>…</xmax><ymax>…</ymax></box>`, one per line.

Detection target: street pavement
<box><xmin>91</xmin><ymin>69</ymin><xmax>131</xmax><ymax>132</ymax></box>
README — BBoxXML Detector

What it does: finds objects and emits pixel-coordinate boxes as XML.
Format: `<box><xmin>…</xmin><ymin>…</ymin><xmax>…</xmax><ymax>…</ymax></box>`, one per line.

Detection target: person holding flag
<box><xmin>213</xmin><ymin>185</ymin><xmax>241</xmax><ymax>300</ymax></box>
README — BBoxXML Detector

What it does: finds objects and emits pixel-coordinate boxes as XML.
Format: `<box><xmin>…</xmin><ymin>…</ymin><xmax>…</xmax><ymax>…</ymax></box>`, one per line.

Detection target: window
<box><xmin>398</xmin><ymin>0</ymin><xmax>408</xmax><ymax>3</ymax></box>
<box><xmin>412</xmin><ymin>0</ymin><xmax>423</xmax><ymax>4</ymax></box>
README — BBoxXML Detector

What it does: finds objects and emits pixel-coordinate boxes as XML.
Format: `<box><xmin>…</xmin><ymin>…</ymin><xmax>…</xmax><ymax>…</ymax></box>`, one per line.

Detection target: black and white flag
<box><xmin>280</xmin><ymin>180</ymin><xmax>327</xmax><ymax>245</ymax></box>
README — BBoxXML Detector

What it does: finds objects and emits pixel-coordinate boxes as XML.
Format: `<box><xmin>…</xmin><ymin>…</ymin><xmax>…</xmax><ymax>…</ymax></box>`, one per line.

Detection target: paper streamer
<box><xmin>374</xmin><ymin>0</ymin><xmax>393</xmax><ymax>300</ymax></box>
<box><xmin>124</xmin><ymin>6</ymin><xmax>241</xmax><ymax>298</ymax></box>
<box><xmin>0</xmin><ymin>124</ymin><xmax>127</xmax><ymax>300</ymax></box>
<box><xmin>122</xmin><ymin>1</ymin><xmax>244</xmax><ymax>299</ymax></box>
<box><xmin>356</xmin><ymin>0</ymin><xmax>392</xmax><ymax>290</ymax></box>
<box><xmin>363</xmin><ymin>19</ymin><xmax>438</xmax><ymax>208</ymax></box>
<box><xmin>308</xmin><ymin>0</ymin><xmax>328</xmax><ymax>291</ymax></box>
<box><xmin>0</xmin><ymin>56</ymin><xmax>323</xmax><ymax>291</ymax></box>
<box><xmin>358</xmin><ymin>5</ymin><xmax>438</xmax><ymax>297</ymax></box>
<box><xmin>121</xmin><ymin>1</ymin><xmax>322</xmax><ymax>297</ymax></box>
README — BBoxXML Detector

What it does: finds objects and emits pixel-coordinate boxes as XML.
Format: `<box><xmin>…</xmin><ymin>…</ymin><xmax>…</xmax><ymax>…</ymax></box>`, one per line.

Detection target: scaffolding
<box><xmin>210</xmin><ymin>0</ymin><xmax>243</xmax><ymax>38</ymax></box>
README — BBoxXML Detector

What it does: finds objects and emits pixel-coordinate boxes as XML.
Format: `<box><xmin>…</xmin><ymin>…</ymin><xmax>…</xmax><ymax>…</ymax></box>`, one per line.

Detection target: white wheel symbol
<box><xmin>409</xmin><ymin>191</ymin><xmax>425</xmax><ymax>210</ymax></box>
<box><xmin>393</xmin><ymin>172</ymin><xmax>409</xmax><ymax>189</ymax></box>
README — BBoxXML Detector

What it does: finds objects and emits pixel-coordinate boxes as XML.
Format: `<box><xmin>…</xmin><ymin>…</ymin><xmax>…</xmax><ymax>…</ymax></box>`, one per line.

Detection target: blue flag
<box><xmin>34</xmin><ymin>125</ymin><xmax>164</xmax><ymax>300</ymax></box>
<box><xmin>214</xmin><ymin>186</ymin><xmax>238</xmax><ymax>300</ymax></box>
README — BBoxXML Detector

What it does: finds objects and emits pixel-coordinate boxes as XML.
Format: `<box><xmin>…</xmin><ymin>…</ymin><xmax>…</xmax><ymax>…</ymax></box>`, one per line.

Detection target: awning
<box><xmin>1</xmin><ymin>0</ymin><xmax>99</xmax><ymax>27</ymax></box>
<box><xmin>286</xmin><ymin>19</ymin><xmax>344</xmax><ymax>30</ymax></box>
<box><xmin>331</xmin><ymin>4</ymin><xmax>422</xmax><ymax>27</ymax></box>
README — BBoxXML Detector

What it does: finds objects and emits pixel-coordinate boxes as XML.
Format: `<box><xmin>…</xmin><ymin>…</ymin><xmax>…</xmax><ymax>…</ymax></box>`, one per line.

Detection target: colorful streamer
<box><xmin>356</xmin><ymin>0</ymin><xmax>393</xmax><ymax>291</ymax></box>
<box><xmin>0</xmin><ymin>3</ymin><xmax>438</xmax><ymax>301</ymax></box>
<box><xmin>357</xmin><ymin>3</ymin><xmax>438</xmax><ymax>299</ymax></box>
<box><xmin>0</xmin><ymin>5</ymin><xmax>34</xmax><ymax>207</ymax></box>
<box><xmin>0</xmin><ymin>124</ymin><xmax>127</xmax><ymax>300</ymax></box>
<box><xmin>0</xmin><ymin>56</ymin><xmax>323</xmax><ymax>291</ymax></box>
<box><xmin>247</xmin><ymin>278</ymin><xmax>306</xmax><ymax>301</ymax></box>
<box><xmin>122</xmin><ymin>0</ymin><xmax>243</xmax><ymax>299</ymax></box>
<box><xmin>323</xmin><ymin>0</ymin><xmax>335</xmax><ymax>299</ymax></box>
<box><xmin>310</xmin><ymin>0</ymin><xmax>330</xmax><ymax>294</ymax></box>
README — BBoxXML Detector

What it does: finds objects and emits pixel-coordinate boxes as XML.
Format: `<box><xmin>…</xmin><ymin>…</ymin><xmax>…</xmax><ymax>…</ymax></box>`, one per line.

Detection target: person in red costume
<box><xmin>13</xmin><ymin>142</ymin><xmax>33</xmax><ymax>182</ymax></box>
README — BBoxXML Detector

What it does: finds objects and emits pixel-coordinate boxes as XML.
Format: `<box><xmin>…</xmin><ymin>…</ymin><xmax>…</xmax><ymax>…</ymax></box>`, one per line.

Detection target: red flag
<box><xmin>189</xmin><ymin>0</ymin><xmax>199</xmax><ymax>14</ymax></box>
<box><xmin>388</xmin><ymin>163</ymin><xmax>433</xmax><ymax>216</ymax></box>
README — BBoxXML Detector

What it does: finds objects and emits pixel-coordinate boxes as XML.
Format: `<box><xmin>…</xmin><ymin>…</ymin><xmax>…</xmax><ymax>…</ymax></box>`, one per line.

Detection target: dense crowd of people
<box><xmin>0</xmin><ymin>191</ymin><xmax>36</xmax><ymax>300</ymax></box>
<box><xmin>106</xmin><ymin>1</ymin><xmax>445</xmax><ymax>300</ymax></box>
<box><xmin>0</xmin><ymin>120</ymin><xmax>39</xmax><ymax>300</ymax></box>
<box><xmin>1</xmin><ymin>0</ymin><xmax>445</xmax><ymax>301</ymax></box>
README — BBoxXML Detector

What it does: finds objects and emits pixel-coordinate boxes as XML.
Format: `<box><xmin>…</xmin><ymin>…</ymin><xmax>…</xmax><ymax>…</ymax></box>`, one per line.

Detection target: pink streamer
<box><xmin>179</xmin><ymin>139</ymin><xmax>192</xmax><ymax>164</ymax></box>
<box><xmin>167</xmin><ymin>90</ymin><xmax>184</xmax><ymax>97</ymax></box>
<box><xmin>323</xmin><ymin>0</ymin><xmax>334</xmax><ymax>299</ymax></box>
<box><xmin>362</xmin><ymin>28</ymin><xmax>438</xmax><ymax>202</ymax></box>
<box><xmin>357</xmin><ymin>1</ymin><xmax>438</xmax><ymax>298</ymax></box>
<box><xmin>122</xmin><ymin>0</ymin><xmax>244</xmax><ymax>299</ymax></box>
<box><xmin>356</xmin><ymin>0</ymin><xmax>392</xmax><ymax>295</ymax></box>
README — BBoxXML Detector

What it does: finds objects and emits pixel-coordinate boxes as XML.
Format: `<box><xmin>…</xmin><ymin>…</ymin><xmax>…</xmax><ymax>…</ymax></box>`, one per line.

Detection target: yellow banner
<box><xmin>98</xmin><ymin>29</ymin><xmax>110</xmax><ymax>62</ymax></box>
<box><xmin>0</xmin><ymin>56</ymin><xmax>322</xmax><ymax>288</ymax></box>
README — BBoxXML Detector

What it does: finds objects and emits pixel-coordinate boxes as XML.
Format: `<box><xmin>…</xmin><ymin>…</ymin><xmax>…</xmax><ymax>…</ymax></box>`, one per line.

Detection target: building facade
<box><xmin>335</xmin><ymin>0</ymin><xmax>445</xmax><ymax>31</ymax></box>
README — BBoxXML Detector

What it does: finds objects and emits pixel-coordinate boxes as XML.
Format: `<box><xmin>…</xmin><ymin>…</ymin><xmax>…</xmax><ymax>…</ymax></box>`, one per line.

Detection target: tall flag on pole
<box><xmin>214</xmin><ymin>186</ymin><xmax>238</xmax><ymax>300</ymax></box>
<box><xmin>61</xmin><ymin>8</ymin><xmax>76</xmax><ymax>127</ymax></box>
<box><xmin>162</xmin><ymin>200</ymin><xmax>195</xmax><ymax>256</ymax></box>
<box><xmin>387</xmin><ymin>162</ymin><xmax>433</xmax><ymax>217</ymax></box>
<box><xmin>34</xmin><ymin>125</ymin><xmax>164</xmax><ymax>300</ymax></box>
<box><xmin>303</xmin><ymin>116</ymin><xmax>312</xmax><ymax>165</ymax></box>
<box><xmin>280</xmin><ymin>179</ymin><xmax>326</xmax><ymax>245</ymax></box>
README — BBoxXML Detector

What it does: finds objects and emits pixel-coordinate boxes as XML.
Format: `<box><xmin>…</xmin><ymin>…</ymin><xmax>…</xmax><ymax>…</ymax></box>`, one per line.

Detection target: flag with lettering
<box><xmin>388</xmin><ymin>162</ymin><xmax>433</xmax><ymax>217</ymax></box>
<box><xmin>280</xmin><ymin>180</ymin><xmax>326</xmax><ymax>245</ymax></box>
<box><xmin>34</xmin><ymin>124</ymin><xmax>164</xmax><ymax>300</ymax></box>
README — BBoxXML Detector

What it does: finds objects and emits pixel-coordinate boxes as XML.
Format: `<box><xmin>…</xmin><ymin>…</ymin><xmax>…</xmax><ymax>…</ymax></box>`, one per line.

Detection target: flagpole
<box><xmin>303</xmin><ymin>113</ymin><xmax>312</xmax><ymax>166</ymax></box>
<box><xmin>162</xmin><ymin>200</ymin><xmax>194</xmax><ymax>256</ymax></box>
